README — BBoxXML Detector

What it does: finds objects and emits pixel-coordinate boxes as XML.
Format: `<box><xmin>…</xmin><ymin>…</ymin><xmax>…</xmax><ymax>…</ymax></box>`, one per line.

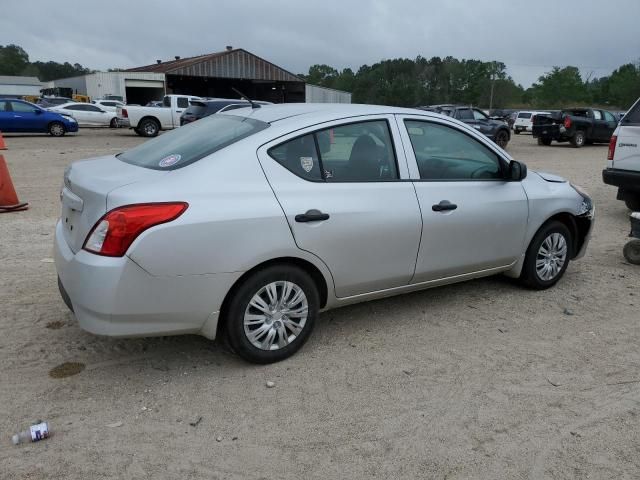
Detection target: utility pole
<box><xmin>489</xmin><ymin>72</ymin><xmax>495</xmax><ymax>112</ymax></box>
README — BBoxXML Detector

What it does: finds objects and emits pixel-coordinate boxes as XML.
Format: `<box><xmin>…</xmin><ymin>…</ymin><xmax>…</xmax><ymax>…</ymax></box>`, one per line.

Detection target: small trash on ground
<box><xmin>49</xmin><ymin>362</ymin><xmax>85</xmax><ymax>378</ymax></box>
<box><xmin>40</xmin><ymin>258</ymin><xmax>54</xmax><ymax>263</ymax></box>
<box><xmin>265</xmin><ymin>381</ymin><xmax>275</xmax><ymax>388</ymax></box>
<box><xmin>12</xmin><ymin>421</ymin><xmax>51</xmax><ymax>445</ymax></box>
<box><xmin>105</xmin><ymin>421</ymin><xmax>123</xmax><ymax>428</ymax></box>
<box><xmin>232</xmin><ymin>436</ymin><xmax>238</xmax><ymax>441</ymax></box>
<box><xmin>189</xmin><ymin>417</ymin><xmax>202</xmax><ymax>427</ymax></box>
<box><xmin>563</xmin><ymin>308</ymin><xmax>574</xmax><ymax>316</ymax></box>
<box><xmin>216</xmin><ymin>436</ymin><xmax>222</xmax><ymax>442</ymax></box>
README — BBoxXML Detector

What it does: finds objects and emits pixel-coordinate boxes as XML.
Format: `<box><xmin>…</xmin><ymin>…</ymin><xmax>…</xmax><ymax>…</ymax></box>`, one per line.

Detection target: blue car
<box><xmin>0</xmin><ymin>98</ymin><xmax>78</xmax><ymax>136</ymax></box>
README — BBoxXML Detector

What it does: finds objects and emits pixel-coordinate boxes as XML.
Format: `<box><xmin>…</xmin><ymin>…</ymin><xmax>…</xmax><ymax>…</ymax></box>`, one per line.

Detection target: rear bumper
<box><xmin>602</xmin><ymin>168</ymin><xmax>640</xmax><ymax>191</ymax></box>
<box><xmin>116</xmin><ymin>118</ymin><xmax>131</xmax><ymax>128</ymax></box>
<box><xmin>54</xmin><ymin>220</ymin><xmax>240</xmax><ymax>340</ymax></box>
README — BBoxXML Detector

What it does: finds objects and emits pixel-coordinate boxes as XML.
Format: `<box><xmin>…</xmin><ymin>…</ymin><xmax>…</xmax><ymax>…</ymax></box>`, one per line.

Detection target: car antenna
<box><xmin>232</xmin><ymin>88</ymin><xmax>260</xmax><ymax>109</ymax></box>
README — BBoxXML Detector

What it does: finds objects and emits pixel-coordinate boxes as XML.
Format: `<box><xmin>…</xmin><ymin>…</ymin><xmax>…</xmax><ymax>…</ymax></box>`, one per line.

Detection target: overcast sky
<box><xmin>2</xmin><ymin>0</ymin><xmax>639</xmax><ymax>87</ymax></box>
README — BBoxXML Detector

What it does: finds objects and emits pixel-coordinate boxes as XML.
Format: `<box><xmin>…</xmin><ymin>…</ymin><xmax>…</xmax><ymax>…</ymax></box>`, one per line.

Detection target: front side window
<box><xmin>64</xmin><ymin>105</ymin><xmax>84</xmax><ymax>111</ymax></box>
<box><xmin>10</xmin><ymin>101</ymin><xmax>36</xmax><ymax>113</ymax></box>
<box><xmin>404</xmin><ymin>120</ymin><xmax>503</xmax><ymax>180</ymax></box>
<box><xmin>473</xmin><ymin>109</ymin><xmax>488</xmax><ymax>121</ymax></box>
<box><xmin>457</xmin><ymin>109</ymin><xmax>474</xmax><ymax>120</ymax></box>
<box><xmin>268</xmin><ymin>120</ymin><xmax>399</xmax><ymax>182</ymax></box>
<box><xmin>603</xmin><ymin>111</ymin><xmax>615</xmax><ymax>122</ymax></box>
<box><xmin>0</xmin><ymin>101</ymin><xmax>9</xmax><ymax>112</ymax></box>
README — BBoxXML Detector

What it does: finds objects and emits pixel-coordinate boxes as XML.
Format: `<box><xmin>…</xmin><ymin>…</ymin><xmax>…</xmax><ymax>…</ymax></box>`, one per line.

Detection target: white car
<box><xmin>514</xmin><ymin>111</ymin><xmax>551</xmax><ymax>134</ymax></box>
<box><xmin>55</xmin><ymin>104</ymin><xmax>594</xmax><ymax>363</ymax></box>
<box><xmin>49</xmin><ymin>102</ymin><xmax>118</xmax><ymax>128</ymax></box>
<box><xmin>603</xmin><ymin>97</ymin><xmax>640</xmax><ymax>210</ymax></box>
<box><xmin>92</xmin><ymin>99</ymin><xmax>125</xmax><ymax>113</ymax></box>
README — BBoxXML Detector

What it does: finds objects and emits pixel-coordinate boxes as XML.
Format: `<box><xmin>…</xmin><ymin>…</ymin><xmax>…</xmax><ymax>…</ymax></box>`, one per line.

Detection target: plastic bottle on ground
<box><xmin>11</xmin><ymin>422</ymin><xmax>51</xmax><ymax>445</ymax></box>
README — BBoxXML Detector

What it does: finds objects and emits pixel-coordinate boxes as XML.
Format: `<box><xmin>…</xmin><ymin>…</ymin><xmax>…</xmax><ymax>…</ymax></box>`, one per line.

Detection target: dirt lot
<box><xmin>1</xmin><ymin>129</ymin><xmax>639</xmax><ymax>479</ymax></box>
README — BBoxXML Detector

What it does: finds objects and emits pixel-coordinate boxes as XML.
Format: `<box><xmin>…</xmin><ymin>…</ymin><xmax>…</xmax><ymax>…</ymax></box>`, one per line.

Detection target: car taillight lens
<box><xmin>608</xmin><ymin>135</ymin><xmax>617</xmax><ymax>161</ymax></box>
<box><xmin>564</xmin><ymin>116</ymin><xmax>572</xmax><ymax>129</ymax></box>
<box><xmin>121</xmin><ymin>108</ymin><xmax>128</xmax><ymax>118</ymax></box>
<box><xmin>83</xmin><ymin>202</ymin><xmax>188</xmax><ymax>257</ymax></box>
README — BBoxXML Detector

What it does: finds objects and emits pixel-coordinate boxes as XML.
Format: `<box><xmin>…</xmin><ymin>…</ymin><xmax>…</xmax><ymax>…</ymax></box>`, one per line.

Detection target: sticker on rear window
<box><xmin>300</xmin><ymin>156</ymin><xmax>314</xmax><ymax>173</ymax></box>
<box><xmin>159</xmin><ymin>154</ymin><xmax>181</xmax><ymax>168</ymax></box>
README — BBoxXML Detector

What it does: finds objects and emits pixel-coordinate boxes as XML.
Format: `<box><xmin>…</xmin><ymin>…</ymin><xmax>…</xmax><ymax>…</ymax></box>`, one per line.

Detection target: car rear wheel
<box><xmin>48</xmin><ymin>122</ymin><xmax>65</xmax><ymax>137</ymax></box>
<box><xmin>623</xmin><ymin>239</ymin><xmax>640</xmax><ymax>265</ymax></box>
<box><xmin>225</xmin><ymin>265</ymin><xmax>319</xmax><ymax>364</ymax></box>
<box><xmin>109</xmin><ymin>118</ymin><xmax>118</xmax><ymax>128</ymax></box>
<box><xmin>570</xmin><ymin>130</ymin><xmax>586</xmax><ymax>148</ymax></box>
<box><xmin>514</xmin><ymin>129</ymin><xmax>521</xmax><ymax>135</ymax></box>
<box><xmin>520</xmin><ymin>221</ymin><xmax>572</xmax><ymax>289</ymax></box>
<box><xmin>494</xmin><ymin>130</ymin><xmax>509</xmax><ymax>149</ymax></box>
<box><xmin>138</xmin><ymin>119</ymin><xmax>159</xmax><ymax>137</ymax></box>
<box><xmin>537</xmin><ymin>138</ymin><xmax>552</xmax><ymax>146</ymax></box>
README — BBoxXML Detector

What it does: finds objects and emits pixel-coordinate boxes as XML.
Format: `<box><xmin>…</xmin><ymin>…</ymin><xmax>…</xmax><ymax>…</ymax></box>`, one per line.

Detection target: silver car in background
<box><xmin>55</xmin><ymin>104</ymin><xmax>594</xmax><ymax>363</ymax></box>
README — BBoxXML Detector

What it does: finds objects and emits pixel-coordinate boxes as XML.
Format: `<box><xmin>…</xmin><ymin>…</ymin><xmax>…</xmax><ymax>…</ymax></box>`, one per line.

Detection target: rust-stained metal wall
<box><xmin>169</xmin><ymin>50</ymin><xmax>301</xmax><ymax>82</ymax></box>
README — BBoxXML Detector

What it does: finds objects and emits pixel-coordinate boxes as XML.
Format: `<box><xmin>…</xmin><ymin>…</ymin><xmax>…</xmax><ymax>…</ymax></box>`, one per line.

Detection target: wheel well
<box><xmin>139</xmin><ymin>116</ymin><xmax>159</xmax><ymax>126</ymax></box>
<box><xmin>546</xmin><ymin>212</ymin><xmax>582</xmax><ymax>258</ymax></box>
<box><xmin>216</xmin><ymin>257</ymin><xmax>329</xmax><ymax>338</ymax></box>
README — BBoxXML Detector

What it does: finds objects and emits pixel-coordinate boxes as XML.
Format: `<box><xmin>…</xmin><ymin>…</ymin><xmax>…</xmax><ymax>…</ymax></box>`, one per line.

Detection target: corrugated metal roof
<box><xmin>126</xmin><ymin>48</ymin><xmax>302</xmax><ymax>82</ymax></box>
<box><xmin>0</xmin><ymin>76</ymin><xmax>42</xmax><ymax>86</ymax></box>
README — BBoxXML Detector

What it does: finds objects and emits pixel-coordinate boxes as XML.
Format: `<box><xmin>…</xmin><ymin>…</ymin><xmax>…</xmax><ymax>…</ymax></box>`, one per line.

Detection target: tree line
<box><xmin>2</xmin><ymin>43</ymin><xmax>638</xmax><ymax>109</ymax></box>
<box><xmin>300</xmin><ymin>57</ymin><xmax>640</xmax><ymax>110</ymax></box>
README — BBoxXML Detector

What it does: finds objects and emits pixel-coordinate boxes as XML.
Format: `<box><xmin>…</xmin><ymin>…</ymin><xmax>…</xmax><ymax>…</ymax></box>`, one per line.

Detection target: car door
<box><xmin>60</xmin><ymin>105</ymin><xmax>87</xmax><ymax>125</ymax></box>
<box><xmin>257</xmin><ymin>116</ymin><xmax>422</xmax><ymax>298</ymax></box>
<box><xmin>590</xmin><ymin>109</ymin><xmax>607</xmax><ymax>141</ymax></box>
<box><xmin>456</xmin><ymin>108</ymin><xmax>475</xmax><ymax>128</ymax></box>
<box><xmin>601</xmin><ymin>110</ymin><xmax>618</xmax><ymax>140</ymax></box>
<box><xmin>0</xmin><ymin>100</ymin><xmax>14</xmax><ymax>132</ymax></box>
<box><xmin>397</xmin><ymin>115</ymin><xmax>529</xmax><ymax>283</ymax></box>
<box><xmin>471</xmin><ymin>109</ymin><xmax>496</xmax><ymax>137</ymax></box>
<box><xmin>172</xmin><ymin>97</ymin><xmax>190</xmax><ymax>127</ymax></box>
<box><xmin>9</xmin><ymin>101</ymin><xmax>43</xmax><ymax>132</ymax></box>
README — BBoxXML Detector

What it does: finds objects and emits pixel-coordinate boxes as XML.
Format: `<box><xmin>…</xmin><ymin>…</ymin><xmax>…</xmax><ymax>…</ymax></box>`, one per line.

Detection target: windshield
<box><xmin>118</xmin><ymin>114</ymin><xmax>269</xmax><ymax>170</ymax></box>
<box><xmin>517</xmin><ymin>112</ymin><xmax>532</xmax><ymax>119</ymax></box>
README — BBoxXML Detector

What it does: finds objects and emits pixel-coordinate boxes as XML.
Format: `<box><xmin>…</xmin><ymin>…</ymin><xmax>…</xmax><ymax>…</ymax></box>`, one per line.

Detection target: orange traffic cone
<box><xmin>0</xmin><ymin>154</ymin><xmax>28</xmax><ymax>213</ymax></box>
<box><xmin>0</xmin><ymin>131</ymin><xmax>6</xmax><ymax>150</ymax></box>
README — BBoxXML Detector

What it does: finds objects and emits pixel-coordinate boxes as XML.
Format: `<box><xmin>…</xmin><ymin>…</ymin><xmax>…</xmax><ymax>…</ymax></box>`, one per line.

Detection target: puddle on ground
<box><xmin>49</xmin><ymin>362</ymin><xmax>85</xmax><ymax>378</ymax></box>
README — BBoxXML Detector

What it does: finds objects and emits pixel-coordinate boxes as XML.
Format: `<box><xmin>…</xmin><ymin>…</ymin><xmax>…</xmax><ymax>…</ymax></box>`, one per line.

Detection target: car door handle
<box><xmin>432</xmin><ymin>200</ymin><xmax>458</xmax><ymax>212</ymax></box>
<box><xmin>295</xmin><ymin>209</ymin><xmax>330</xmax><ymax>222</ymax></box>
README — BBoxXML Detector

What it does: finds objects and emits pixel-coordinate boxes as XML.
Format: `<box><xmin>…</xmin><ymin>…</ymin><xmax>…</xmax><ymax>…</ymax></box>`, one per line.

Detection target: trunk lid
<box><xmin>60</xmin><ymin>155</ymin><xmax>167</xmax><ymax>253</ymax></box>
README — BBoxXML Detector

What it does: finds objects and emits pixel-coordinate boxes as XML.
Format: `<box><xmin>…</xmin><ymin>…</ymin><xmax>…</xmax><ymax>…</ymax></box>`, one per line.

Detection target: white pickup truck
<box><xmin>117</xmin><ymin>94</ymin><xmax>202</xmax><ymax>137</ymax></box>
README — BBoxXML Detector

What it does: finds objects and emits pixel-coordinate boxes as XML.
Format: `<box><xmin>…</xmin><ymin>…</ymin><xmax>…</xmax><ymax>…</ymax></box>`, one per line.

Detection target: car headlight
<box><xmin>571</xmin><ymin>183</ymin><xmax>594</xmax><ymax>216</ymax></box>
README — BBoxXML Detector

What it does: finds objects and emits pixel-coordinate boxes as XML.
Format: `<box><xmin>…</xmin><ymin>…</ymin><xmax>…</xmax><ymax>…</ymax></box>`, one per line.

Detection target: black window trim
<box><xmin>402</xmin><ymin>118</ymin><xmax>510</xmax><ymax>182</ymax></box>
<box><xmin>267</xmin><ymin>118</ymin><xmax>402</xmax><ymax>184</ymax></box>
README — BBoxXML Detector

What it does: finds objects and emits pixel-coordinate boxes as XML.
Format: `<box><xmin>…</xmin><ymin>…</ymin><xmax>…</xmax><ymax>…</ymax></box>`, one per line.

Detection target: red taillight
<box><xmin>121</xmin><ymin>108</ymin><xmax>128</xmax><ymax>118</ymax></box>
<box><xmin>83</xmin><ymin>202</ymin><xmax>188</xmax><ymax>257</ymax></box>
<box><xmin>608</xmin><ymin>135</ymin><xmax>617</xmax><ymax>161</ymax></box>
<box><xmin>564</xmin><ymin>116</ymin><xmax>572</xmax><ymax>129</ymax></box>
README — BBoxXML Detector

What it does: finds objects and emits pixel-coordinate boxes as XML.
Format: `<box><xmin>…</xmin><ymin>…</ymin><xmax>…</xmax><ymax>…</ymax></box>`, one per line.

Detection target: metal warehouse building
<box><xmin>49</xmin><ymin>47</ymin><xmax>351</xmax><ymax>104</ymax></box>
<box><xmin>0</xmin><ymin>76</ymin><xmax>43</xmax><ymax>98</ymax></box>
<box><xmin>126</xmin><ymin>47</ymin><xmax>308</xmax><ymax>103</ymax></box>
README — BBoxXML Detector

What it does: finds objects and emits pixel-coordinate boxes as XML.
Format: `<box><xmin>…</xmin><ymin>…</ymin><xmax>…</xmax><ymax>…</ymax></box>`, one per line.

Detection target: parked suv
<box><xmin>603</xmin><ymin>98</ymin><xmax>640</xmax><ymax>210</ymax></box>
<box><xmin>180</xmin><ymin>99</ymin><xmax>272</xmax><ymax>126</ymax></box>
<box><xmin>420</xmin><ymin>105</ymin><xmax>511</xmax><ymax>148</ymax></box>
<box><xmin>513</xmin><ymin>111</ymin><xmax>550</xmax><ymax>134</ymax></box>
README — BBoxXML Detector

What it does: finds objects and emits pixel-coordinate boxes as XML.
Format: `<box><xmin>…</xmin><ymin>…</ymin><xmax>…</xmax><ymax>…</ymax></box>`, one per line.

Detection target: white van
<box><xmin>513</xmin><ymin>111</ymin><xmax>550</xmax><ymax>134</ymax></box>
<box><xmin>603</xmin><ymin>97</ymin><xmax>640</xmax><ymax>210</ymax></box>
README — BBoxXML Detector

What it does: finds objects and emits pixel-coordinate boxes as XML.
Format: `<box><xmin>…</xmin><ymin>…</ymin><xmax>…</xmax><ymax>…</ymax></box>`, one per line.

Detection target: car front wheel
<box><xmin>520</xmin><ymin>221</ymin><xmax>572</xmax><ymax>289</ymax></box>
<box><xmin>495</xmin><ymin>130</ymin><xmax>509</xmax><ymax>149</ymax></box>
<box><xmin>48</xmin><ymin>122</ymin><xmax>66</xmax><ymax>137</ymax></box>
<box><xmin>225</xmin><ymin>265</ymin><xmax>319</xmax><ymax>363</ymax></box>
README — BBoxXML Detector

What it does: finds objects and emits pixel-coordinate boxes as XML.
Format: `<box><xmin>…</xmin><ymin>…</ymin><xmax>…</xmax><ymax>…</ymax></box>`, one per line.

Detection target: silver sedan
<box><xmin>54</xmin><ymin>104</ymin><xmax>594</xmax><ymax>363</ymax></box>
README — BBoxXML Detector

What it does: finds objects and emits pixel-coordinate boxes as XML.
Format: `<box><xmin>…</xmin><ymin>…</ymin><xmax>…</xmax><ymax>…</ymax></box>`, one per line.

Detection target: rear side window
<box><xmin>457</xmin><ymin>109</ymin><xmax>474</xmax><ymax>120</ymax></box>
<box><xmin>118</xmin><ymin>115</ymin><xmax>269</xmax><ymax>170</ymax></box>
<box><xmin>267</xmin><ymin>120</ymin><xmax>399</xmax><ymax>182</ymax></box>
<box><xmin>622</xmin><ymin>100</ymin><xmax>640</xmax><ymax>125</ymax></box>
<box><xmin>0</xmin><ymin>101</ymin><xmax>7</xmax><ymax>112</ymax></box>
<box><xmin>177</xmin><ymin>97</ymin><xmax>189</xmax><ymax>108</ymax></box>
<box><xmin>517</xmin><ymin>112</ymin><xmax>532</xmax><ymax>119</ymax></box>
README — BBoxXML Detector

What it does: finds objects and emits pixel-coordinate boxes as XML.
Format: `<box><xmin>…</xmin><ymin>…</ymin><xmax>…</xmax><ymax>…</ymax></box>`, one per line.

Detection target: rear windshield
<box><xmin>118</xmin><ymin>115</ymin><xmax>269</xmax><ymax>170</ymax></box>
<box><xmin>517</xmin><ymin>112</ymin><xmax>532</xmax><ymax>119</ymax></box>
<box><xmin>622</xmin><ymin>99</ymin><xmax>640</xmax><ymax>125</ymax></box>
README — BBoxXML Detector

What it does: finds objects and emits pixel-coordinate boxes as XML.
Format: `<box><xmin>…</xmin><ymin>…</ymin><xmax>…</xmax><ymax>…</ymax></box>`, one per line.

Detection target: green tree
<box><xmin>0</xmin><ymin>44</ymin><xmax>30</xmax><ymax>75</ymax></box>
<box><xmin>531</xmin><ymin>66</ymin><xmax>589</xmax><ymax>107</ymax></box>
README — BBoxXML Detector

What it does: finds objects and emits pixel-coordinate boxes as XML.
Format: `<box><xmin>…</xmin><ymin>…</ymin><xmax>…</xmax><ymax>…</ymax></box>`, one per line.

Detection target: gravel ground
<box><xmin>1</xmin><ymin>129</ymin><xmax>639</xmax><ymax>479</ymax></box>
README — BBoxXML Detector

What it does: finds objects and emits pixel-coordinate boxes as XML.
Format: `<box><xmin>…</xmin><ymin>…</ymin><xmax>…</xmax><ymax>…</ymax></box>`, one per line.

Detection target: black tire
<box><xmin>514</xmin><ymin>129</ymin><xmax>521</xmax><ymax>135</ymax></box>
<box><xmin>48</xmin><ymin>122</ymin><xmax>66</xmax><ymax>137</ymax></box>
<box><xmin>520</xmin><ymin>221</ymin><xmax>572</xmax><ymax>289</ymax></box>
<box><xmin>495</xmin><ymin>129</ymin><xmax>509</xmax><ymax>149</ymax></box>
<box><xmin>623</xmin><ymin>239</ymin><xmax>640</xmax><ymax>265</ymax></box>
<box><xmin>225</xmin><ymin>265</ymin><xmax>319</xmax><ymax>364</ymax></box>
<box><xmin>109</xmin><ymin>118</ymin><xmax>118</xmax><ymax>128</ymax></box>
<box><xmin>570</xmin><ymin>130</ymin><xmax>586</xmax><ymax>148</ymax></box>
<box><xmin>138</xmin><ymin>118</ymin><xmax>159</xmax><ymax>137</ymax></box>
<box><xmin>624</xmin><ymin>196</ymin><xmax>640</xmax><ymax>211</ymax></box>
<box><xmin>537</xmin><ymin>137</ymin><xmax>552</xmax><ymax>146</ymax></box>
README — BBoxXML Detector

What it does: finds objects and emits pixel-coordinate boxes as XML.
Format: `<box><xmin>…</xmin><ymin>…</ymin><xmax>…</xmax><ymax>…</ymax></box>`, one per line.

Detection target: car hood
<box><xmin>534</xmin><ymin>171</ymin><xmax>567</xmax><ymax>183</ymax></box>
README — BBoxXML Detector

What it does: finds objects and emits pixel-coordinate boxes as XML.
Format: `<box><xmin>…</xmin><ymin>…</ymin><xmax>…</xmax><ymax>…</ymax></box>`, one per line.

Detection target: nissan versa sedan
<box><xmin>55</xmin><ymin>104</ymin><xmax>594</xmax><ymax>363</ymax></box>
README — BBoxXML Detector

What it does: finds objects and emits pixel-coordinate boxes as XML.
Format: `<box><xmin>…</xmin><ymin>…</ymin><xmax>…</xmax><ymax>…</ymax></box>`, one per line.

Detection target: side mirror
<box><xmin>508</xmin><ymin>160</ymin><xmax>527</xmax><ymax>181</ymax></box>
